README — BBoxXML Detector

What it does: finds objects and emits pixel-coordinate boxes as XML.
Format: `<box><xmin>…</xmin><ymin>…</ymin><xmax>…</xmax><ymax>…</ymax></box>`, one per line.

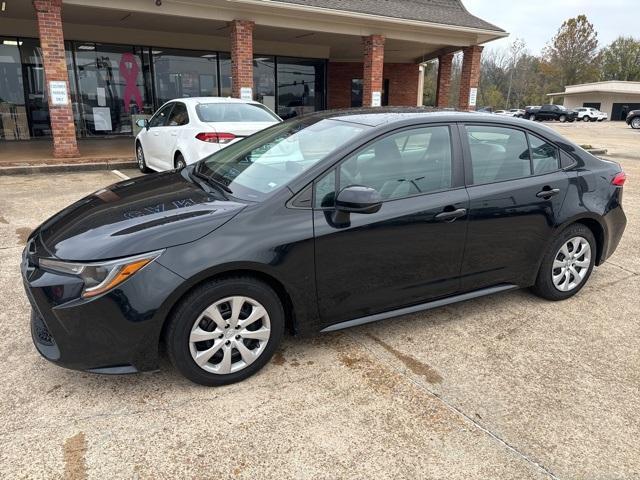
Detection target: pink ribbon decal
<box><xmin>119</xmin><ymin>52</ymin><xmax>143</xmax><ymax>112</ymax></box>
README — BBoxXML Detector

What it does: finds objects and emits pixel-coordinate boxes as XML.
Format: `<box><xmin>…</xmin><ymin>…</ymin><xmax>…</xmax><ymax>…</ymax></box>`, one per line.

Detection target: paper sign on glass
<box><xmin>93</xmin><ymin>107</ymin><xmax>112</xmax><ymax>131</ymax></box>
<box><xmin>49</xmin><ymin>81</ymin><xmax>69</xmax><ymax>106</ymax></box>
<box><xmin>240</xmin><ymin>87</ymin><xmax>253</xmax><ymax>101</ymax></box>
<box><xmin>469</xmin><ymin>88</ymin><xmax>478</xmax><ymax>107</ymax></box>
<box><xmin>372</xmin><ymin>91</ymin><xmax>382</xmax><ymax>107</ymax></box>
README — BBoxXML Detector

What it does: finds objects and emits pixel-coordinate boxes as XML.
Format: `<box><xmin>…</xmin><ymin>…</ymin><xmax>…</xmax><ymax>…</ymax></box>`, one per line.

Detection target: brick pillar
<box><xmin>362</xmin><ymin>35</ymin><xmax>385</xmax><ymax>107</ymax></box>
<box><xmin>33</xmin><ymin>0</ymin><xmax>79</xmax><ymax>158</ymax></box>
<box><xmin>458</xmin><ymin>45</ymin><xmax>483</xmax><ymax>111</ymax></box>
<box><xmin>435</xmin><ymin>53</ymin><xmax>454</xmax><ymax>108</ymax></box>
<box><xmin>230</xmin><ymin>20</ymin><xmax>254</xmax><ymax>99</ymax></box>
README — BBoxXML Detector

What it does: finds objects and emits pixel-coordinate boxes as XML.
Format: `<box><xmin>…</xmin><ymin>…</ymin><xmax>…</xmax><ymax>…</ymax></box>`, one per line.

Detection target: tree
<box><xmin>600</xmin><ymin>36</ymin><xmax>640</xmax><ymax>81</ymax></box>
<box><xmin>542</xmin><ymin>15</ymin><xmax>600</xmax><ymax>89</ymax></box>
<box><xmin>505</xmin><ymin>38</ymin><xmax>526</xmax><ymax>108</ymax></box>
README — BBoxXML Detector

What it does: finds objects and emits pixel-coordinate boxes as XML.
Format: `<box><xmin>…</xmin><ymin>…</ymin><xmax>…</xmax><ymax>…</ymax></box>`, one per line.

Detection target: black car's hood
<box><xmin>38</xmin><ymin>170</ymin><xmax>247</xmax><ymax>261</ymax></box>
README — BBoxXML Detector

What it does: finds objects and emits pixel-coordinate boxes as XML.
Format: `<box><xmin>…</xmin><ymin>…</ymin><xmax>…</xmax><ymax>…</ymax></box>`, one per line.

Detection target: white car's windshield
<box><xmin>197</xmin><ymin>118</ymin><xmax>370</xmax><ymax>201</ymax></box>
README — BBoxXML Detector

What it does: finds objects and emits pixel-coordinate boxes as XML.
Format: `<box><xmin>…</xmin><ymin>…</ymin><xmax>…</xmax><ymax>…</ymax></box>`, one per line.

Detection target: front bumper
<box><xmin>22</xmin><ymin>237</ymin><xmax>185</xmax><ymax>373</ymax></box>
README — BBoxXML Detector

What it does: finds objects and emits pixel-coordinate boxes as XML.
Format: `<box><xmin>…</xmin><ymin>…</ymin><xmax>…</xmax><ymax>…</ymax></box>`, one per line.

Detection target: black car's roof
<box><xmin>306</xmin><ymin>107</ymin><xmax>570</xmax><ymax>143</ymax></box>
<box><xmin>308</xmin><ymin>107</ymin><xmax>511</xmax><ymax>127</ymax></box>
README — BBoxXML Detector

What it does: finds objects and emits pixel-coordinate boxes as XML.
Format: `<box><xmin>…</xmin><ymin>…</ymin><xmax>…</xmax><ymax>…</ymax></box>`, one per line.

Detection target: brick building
<box><xmin>0</xmin><ymin>0</ymin><xmax>505</xmax><ymax>158</ymax></box>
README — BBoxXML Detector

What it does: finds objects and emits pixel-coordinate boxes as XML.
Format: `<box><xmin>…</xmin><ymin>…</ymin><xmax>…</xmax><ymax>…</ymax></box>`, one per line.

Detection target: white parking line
<box><xmin>111</xmin><ymin>169</ymin><xmax>130</xmax><ymax>180</ymax></box>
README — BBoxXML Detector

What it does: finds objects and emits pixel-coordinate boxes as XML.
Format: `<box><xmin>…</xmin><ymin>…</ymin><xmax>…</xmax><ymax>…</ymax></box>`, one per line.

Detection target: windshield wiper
<box><xmin>192</xmin><ymin>168</ymin><xmax>233</xmax><ymax>194</ymax></box>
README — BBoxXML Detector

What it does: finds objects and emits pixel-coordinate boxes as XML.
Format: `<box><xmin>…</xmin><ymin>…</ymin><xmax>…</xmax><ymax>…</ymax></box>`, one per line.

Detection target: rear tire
<box><xmin>529</xmin><ymin>114</ymin><xmax>536</xmax><ymax>121</ymax></box>
<box><xmin>631</xmin><ymin>117</ymin><xmax>640</xmax><ymax>129</ymax></box>
<box><xmin>559</xmin><ymin>115</ymin><xmax>567</xmax><ymax>123</ymax></box>
<box><xmin>531</xmin><ymin>224</ymin><xmax>596</xmax><ymax>301</ymax></box>
<box><xmin>175</xmin><ymin>152</ymin><xmax>186</xmax><ymax>170</ymax></box>
<box><xmin>166</xmin><ymin>277</ymin><xmax>285</xmax><ymax>386</ymax></box>
<box><xmin>582</xmin><ymin>116</ymin><xmax>590</xmax><ymax>122</ymax></box>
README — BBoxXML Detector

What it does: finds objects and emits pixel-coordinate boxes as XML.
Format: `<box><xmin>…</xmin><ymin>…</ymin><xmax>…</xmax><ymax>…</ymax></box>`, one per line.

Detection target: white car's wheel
<box><xmin>583</xmin><ymin>116</ymin><xmax>590</xmax><ymax>122</ymax></box>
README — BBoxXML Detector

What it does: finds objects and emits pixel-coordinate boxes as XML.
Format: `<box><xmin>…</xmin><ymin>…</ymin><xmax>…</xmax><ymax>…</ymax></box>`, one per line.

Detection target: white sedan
<box><xmin>134</xmin><ymin>97</ymin><xmax>281</xmax><ymax>172</ymax></box>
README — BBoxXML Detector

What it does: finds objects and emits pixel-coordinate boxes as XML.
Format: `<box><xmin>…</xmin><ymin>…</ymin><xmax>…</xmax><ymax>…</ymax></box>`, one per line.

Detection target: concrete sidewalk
<box><xmin>0</xmin><ymin>137</ymin><xmax>136</xmax><ymax>174</ymax></box>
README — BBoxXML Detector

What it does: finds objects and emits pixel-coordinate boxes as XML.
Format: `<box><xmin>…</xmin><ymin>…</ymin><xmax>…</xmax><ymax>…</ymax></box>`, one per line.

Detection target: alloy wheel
<box><xmin>551</xmin><ymin>236</ymin><xmax>591</xmax><ymax>292</ymax></box>
<box><xmin>137</xmin><ymin>145</ymin><xmax>145</xmax><ymax>170</ymax></box>
<box><xmin>632</xmin><ymin>118</ymin><xmax>640</xmax><ymax>129</ymax></box>
<box><xmin>189</xmin><ymin>296</ymin><xmax>271</xmax><ymax>375</ymax></box>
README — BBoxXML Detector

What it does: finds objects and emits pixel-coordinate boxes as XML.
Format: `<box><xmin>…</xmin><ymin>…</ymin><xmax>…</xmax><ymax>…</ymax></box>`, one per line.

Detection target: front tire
<box><xmin>529</xmin><ymin>114</ymin><xmax>536</xmax><ymax>121</ymax></box>
<box><xmin>166</xmin><ymin>277</ymin><xmax>285</xmax><ymax>386</ymax></box>
<box><xmin>631</xmin><ymin>117</ymin><xmax>640</xmax><ymax>129</ymax></box>
<box><xmin>559</xmin><ymin>114</ymin><xmax>567</xmax><ymax>123</ymax></box>
<box><xmin>531</xmin><ymin>224</ymin><xmax>596</xmax><ymax>301</ymax></box>
<box><xmin>136</xmin><ymin>143</ymin><xmax>151</xmax><ymax>173</ymax></box>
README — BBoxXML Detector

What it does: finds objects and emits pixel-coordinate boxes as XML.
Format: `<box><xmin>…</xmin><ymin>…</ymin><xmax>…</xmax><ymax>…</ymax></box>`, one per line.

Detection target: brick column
<box><xmin>33</xmin><ymin>0</ymin><xmax>79</xmax><ymax>158</ymax></box>
<box><xmin>362</xmin><ymin>35</ymin><xmax>385</xmax><ymax>107</ymax></box>
<box><xmin>435</xmin><ymin>53</ymin><xmax>454</xmax><ymax>108</ymax></box>
<box><xmin>230</xmin><ymin>20</ymin><xmax>254</xmax><ymax>99</ymax></box>
<box><xmin>458</xmin><ymin>45</ymin><xmax>483</xmax><ymax>111</ymax></box>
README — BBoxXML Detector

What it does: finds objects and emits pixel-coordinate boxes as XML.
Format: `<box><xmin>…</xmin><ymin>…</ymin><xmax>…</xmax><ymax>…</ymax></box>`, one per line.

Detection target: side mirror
<box><xmin>335</xmin><ymin>185</ymin><xmax>382</xmax><ymax>215</ymax></box>
<box><xmin>136</xmin><ymin>119</ymin><xmax>149</xmax><ymax>129</ymax></box>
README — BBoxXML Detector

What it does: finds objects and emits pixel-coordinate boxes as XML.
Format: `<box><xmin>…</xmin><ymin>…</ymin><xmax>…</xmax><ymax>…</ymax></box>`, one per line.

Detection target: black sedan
<box><xmin>23</xmin><ymin>108</ymin><xmax>627</xmax><ymax>386</ymax></box>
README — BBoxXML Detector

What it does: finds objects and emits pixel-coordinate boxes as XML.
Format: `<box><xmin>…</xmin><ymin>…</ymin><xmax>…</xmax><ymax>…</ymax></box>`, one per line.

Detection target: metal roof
<box><xmin>267</xmin><ymin>0</ymin><xmax>505</xmax><ymax>32</ymax></box>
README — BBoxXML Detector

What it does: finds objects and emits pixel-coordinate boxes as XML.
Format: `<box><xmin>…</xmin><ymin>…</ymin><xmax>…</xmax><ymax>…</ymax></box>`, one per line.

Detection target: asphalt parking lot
<box><xmin>0</xmin><ymin>122</ymin><xmax>638</xmax><ymax>479</ymax></box>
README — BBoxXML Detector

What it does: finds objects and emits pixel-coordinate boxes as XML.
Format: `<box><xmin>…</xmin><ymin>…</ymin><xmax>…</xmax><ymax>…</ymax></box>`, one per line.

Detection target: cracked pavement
<box><xmin>0</xmin><ymin>122</ymin><xmax>639</xmax><ymax>479</ymax></box>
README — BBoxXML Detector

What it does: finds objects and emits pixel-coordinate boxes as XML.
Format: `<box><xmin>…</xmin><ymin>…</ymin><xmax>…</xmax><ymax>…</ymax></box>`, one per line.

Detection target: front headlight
<box><xmin>39</xmin><ymin>250</ymin><xmax>163</xmax><ymax>298</ymax></box>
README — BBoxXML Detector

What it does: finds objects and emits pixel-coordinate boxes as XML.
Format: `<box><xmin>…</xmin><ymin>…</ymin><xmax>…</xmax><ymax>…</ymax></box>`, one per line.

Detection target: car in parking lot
<box><xmin>525</xmin><ymin>104</ymin><xmax>577</xmax><ymax>122</ymax></box>
<box><xmin>134</xmin><ymin>97</ymin><xmax>281</xmax><ymax>172</ymax></box>
<box><xmin>494</xmin><ymin>109</ymin><xmax>525</xmax><ymax>118</ymax></box>
<box><xmin>575</xmin><ymin>107</ymin><xmax>607</xmax><ymax>122</ymax></box>
<box><xmin>23</xmin><ymin>108</ymin><xmax>627</xmax><ymax>386</ymax></box>
<box><xmin>626</xmin><ymin>109</ymin><xmax>640</xmax><ymax>129</ymax></box>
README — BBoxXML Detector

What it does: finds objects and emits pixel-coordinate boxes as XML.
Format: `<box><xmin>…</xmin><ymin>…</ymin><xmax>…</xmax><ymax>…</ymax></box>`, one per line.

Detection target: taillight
<box><xmin>612</xmin><ymin>172</ymin><xmax>626</xmax><ymax>187</ymax></box>
<box><xmin>195</xmin><ymin>132</ymin><xmax>236</xmax><ymax>144</ymax></box>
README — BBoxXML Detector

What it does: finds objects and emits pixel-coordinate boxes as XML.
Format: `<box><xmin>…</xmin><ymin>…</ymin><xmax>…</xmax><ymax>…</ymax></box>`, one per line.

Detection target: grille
<box><xmin>32</xmin><ymin>314</ymin><xmax>55</xmax><ymax>347</ymax></box>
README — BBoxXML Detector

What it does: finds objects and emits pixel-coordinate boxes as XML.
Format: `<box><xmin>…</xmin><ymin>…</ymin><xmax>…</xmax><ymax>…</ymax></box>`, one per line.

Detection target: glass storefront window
<box><xmin>219</xmin><ymin>52</ymin><xmax>232</xmax><ymax>97</ymax></box>
<box><xmin>0</xmin><ymin>37</ymin><xmax>329</xmax><ymax>141</ymax></box>
<box><xmin>253</xmin><ymin>56</ymin><xmax>276</xmax><ymax>111</ymax></box>
<box><xmin>277</xmin><ymin>57</ymin><xmax>325</xmax><ymax>120</ymax></box>
<box><xmin>20</xmin><ymin>38</ymin><xmax>51</xmax><ymax>137</ymax></box>
<box><xmin>74</xmin><ymin>42</ymin><xmax>152</xmax><ymax>136</ymax></box>
<box><xmin>0</xmin><ymin>38</ymin><xmax>29</xmax><ymax>140</ymax></box>
<box><xmin>152</xmin><ymin>48</ymin><xmax>219</xmax><ymax>106</ymax></box>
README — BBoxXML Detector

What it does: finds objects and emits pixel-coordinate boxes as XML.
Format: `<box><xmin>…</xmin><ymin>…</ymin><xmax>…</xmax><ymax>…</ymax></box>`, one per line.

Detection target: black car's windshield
<box><xmin>197</xmin><ymin>117</ymin><xmax>370</xmax><ymax>201</ymax></box>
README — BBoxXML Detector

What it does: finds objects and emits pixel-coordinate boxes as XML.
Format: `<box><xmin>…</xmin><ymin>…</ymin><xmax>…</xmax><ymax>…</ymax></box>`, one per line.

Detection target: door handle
<box><xmin>536</xmin><ymin>188</ymin><xmax>560</xmax><ymax>199</ymax></box>
<box><xmin>435</xmin><ymin>208</ymin><xmax>467</xmax><ymax>222</ymax></box>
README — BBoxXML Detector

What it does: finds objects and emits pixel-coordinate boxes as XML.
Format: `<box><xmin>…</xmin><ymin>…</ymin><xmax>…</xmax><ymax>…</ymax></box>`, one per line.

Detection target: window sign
<box><xmin>49</xmin><ymin>81</ymin><xmax>69</xmax><ymax>105</ymax></box>
<box><xmin>240</xmin><ymin>87</ymin><xmax>253</xmax><ymax>101</ymax></box>
<box><xmin>372</xmin><ymin>91</ymin><xmax>382</xmax><ymax>107</ymax></box>
<box><xmin>93</xmin><ymin>107</ymin><xmax>113</xmax><ymax>131</ymax></box>
<box><xmin>469</xmin><ymin>87</ymin><xmax>478</xmax><ymax>107</ymax></box>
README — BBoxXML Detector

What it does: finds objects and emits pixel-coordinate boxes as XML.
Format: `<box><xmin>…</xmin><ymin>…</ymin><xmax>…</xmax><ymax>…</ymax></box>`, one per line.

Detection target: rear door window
<box><xmin>529</xmin><ymin>134</ymin><xmax>560</xmax><ymax>175</ymax></box>
<box><xmin>465</xmin><ymin>125</ymin><xmax>530</xmax><ymax>184</ymax></box>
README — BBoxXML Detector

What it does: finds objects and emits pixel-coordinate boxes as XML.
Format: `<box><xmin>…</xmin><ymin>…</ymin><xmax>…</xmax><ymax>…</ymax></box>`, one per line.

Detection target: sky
<box><xmin>463</xmin><ymin>0</ymin><xmax>637</xmax><ymax>55</ymax></box>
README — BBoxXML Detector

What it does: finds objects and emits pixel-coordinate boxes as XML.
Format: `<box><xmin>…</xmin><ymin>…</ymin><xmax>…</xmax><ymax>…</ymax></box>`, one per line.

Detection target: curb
<box><xmin>585</xmin><ymin>148</ymin><xmax>608</xmax><ymax>155</ymax></box>
<box><xmin>0</xmin><ymin>160</ymin><xmax>137</xmax><ymax>176</ymax></box>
